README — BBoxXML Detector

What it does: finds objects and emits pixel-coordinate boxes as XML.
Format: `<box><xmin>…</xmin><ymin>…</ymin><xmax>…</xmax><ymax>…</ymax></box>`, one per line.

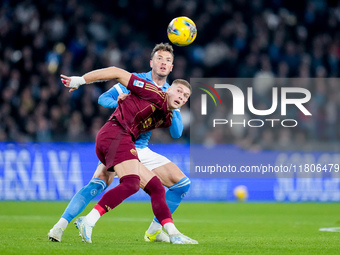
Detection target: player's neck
<box><xmin>151</xmin><ymin>72</ymin><xmax>167</xmax><ymax>87</ymax></box>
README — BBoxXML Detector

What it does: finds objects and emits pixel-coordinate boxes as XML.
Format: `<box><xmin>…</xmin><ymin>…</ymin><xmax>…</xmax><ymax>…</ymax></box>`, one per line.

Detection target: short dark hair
<box><xmin>172</xmin><ymin>79</ymin><xmax>192</xmax><ymax>94</ymax></box>
<box><xmin>151</xmin><ymin>43</ymin><xmax>174</xmax><ymax>59</ymax></box>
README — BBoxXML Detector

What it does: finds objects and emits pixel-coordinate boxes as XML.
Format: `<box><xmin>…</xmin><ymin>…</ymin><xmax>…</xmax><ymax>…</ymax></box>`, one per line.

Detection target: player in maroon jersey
<box><xmin>61</xmin><ymin>66</ymin><xmax>197</xmax><ymax>244</ymax></box>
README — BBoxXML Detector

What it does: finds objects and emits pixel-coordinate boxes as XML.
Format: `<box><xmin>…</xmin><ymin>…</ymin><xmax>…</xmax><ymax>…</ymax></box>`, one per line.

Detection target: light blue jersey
<box><xmin>98</xmin><ymin>71</ymin><xmax>183</xmax><ymax>148</ymax></box>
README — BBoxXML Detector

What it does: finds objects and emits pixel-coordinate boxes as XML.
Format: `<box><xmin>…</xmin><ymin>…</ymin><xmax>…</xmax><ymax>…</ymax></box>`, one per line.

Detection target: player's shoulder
<box><xmin>128</xmin><ymin>74</ymin><xmax>153</xmax><ymax>92</ymax></box>
<box><xmin>131</xmin><ymin>72</ymin><xmax>150</xmax><ymax>84</ymax></box>
<box><xmin>134</xmin><ymin>72</ymin><xmax>149</xmax><ymax>80</ymax></box>
<box><xmin>132</xmin><ymin>72</ymin><xmax>157</xmax><ymax>85</ymax></box>
<box><xmin>159</xmin><ymin>81</ymin><xmax>171</xmax><ymax>93</ymax></box>
<box><xmin>163</xmin><ymin>82</ymin><xmax>171</xmax><ymax>88</ymax></box>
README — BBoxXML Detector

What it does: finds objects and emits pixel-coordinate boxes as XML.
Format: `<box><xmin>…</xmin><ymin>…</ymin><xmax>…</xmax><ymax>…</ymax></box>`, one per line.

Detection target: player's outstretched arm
<box><xmin>169</xmin><ymin>109</ymin><xmax>183</xmax><ymax>139</ymax></box>
<box><xmin>61</xmin><ymin>67</ymin><xmax>132</xmax><ymax>92</ymax></box>
<box><xmin>98</xmin><ymin>86</ymin><xmax>120</xmax><ymax>108</ymax></box>
<box><xmin>98</xmin><ymin>84</ymin><xmax>130</xmax><ymax>108</ymax></box>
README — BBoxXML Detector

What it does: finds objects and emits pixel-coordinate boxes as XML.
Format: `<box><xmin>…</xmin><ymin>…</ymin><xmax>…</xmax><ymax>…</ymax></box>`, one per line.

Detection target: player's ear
<box><xmin>150</xmin><ymin>59</ymin><xmax>153</xmax><ymax>68</ymax></box>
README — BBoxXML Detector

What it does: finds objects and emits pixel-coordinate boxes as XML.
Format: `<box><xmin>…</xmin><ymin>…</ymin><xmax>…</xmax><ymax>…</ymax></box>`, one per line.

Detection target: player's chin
<box><xmin>159</xmin><ymin>70</ymin><xmax>170</xmax><ymax>76</ymax></box>
<box><xmin>174</xmin><ymin>102</ymin><xmax>183</xmax><ymax>109</ymax></box>
<box><xmin>171</xmin><ymin>103</ymin><xmax>180</xmax><ymax>109</ymax></box>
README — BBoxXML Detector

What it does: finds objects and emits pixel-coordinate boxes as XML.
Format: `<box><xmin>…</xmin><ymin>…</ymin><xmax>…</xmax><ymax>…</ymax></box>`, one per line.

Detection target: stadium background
<box><xmin>1</xmin><ymin>0</ymin><xmax>340</xmax><ymax>202</ymax></box>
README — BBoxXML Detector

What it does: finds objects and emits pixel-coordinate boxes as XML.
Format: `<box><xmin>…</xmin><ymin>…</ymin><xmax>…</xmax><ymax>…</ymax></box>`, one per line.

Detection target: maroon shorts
<box><xmin>95</xmin><ymin>120</ymin><xmax>139</xmax><ymax>171</ymax></box>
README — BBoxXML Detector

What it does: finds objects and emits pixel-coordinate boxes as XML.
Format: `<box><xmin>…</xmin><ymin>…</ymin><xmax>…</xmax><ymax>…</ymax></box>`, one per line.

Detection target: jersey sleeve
<box><xmin>169</xmin><ymin>109</ymin><xmax>183</xmax><ymax>139</ymax></box>
<box><xmin>127</xmin><ymin>75</ymin><xmax>166</xmax><ymax>107</ymax></box>
<box><xmin>98</xmin><ymin>83</ymin><xmax>130</xmax><ymax>108</ymax></box>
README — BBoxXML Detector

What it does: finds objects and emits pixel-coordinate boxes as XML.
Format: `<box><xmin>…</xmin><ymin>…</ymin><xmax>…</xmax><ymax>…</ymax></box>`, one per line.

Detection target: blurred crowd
<box><xmin>1</xmin><ymin>0</ymin><xmax>340</xmax><ymax>150</ymax></box>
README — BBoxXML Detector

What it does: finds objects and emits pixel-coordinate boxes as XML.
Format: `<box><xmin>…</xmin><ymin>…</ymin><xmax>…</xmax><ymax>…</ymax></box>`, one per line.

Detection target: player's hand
<box><xmin>61</xmin><ymin>74</ymin><xmax>86</xmax><ymax>92</ymax></box>
<box><xmin>117</xmin><ymin>93</ymin><xmax>128</xmax><ymax>102</ymax></box>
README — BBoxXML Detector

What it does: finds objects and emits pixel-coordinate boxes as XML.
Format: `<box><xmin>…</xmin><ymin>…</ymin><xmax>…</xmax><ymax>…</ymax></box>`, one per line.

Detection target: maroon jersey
<box><xmin>109</xmin><ymin>74</ymin><xmax>173</xmax><ymax>140</ymax></box>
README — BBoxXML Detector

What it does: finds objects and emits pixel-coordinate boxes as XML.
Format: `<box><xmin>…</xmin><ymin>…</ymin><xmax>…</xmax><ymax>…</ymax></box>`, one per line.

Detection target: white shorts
<box><xmin>136</xmin><ymin>147</ymin><xmax>171</xmax><ymax>171</ymax></box>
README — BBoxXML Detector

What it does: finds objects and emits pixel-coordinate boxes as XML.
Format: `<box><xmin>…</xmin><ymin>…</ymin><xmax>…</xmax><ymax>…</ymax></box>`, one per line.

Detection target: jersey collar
<box><xmin>146</xmin><ymin>71</ymin><xmax>170</xmax><ymax>88</ymax></box>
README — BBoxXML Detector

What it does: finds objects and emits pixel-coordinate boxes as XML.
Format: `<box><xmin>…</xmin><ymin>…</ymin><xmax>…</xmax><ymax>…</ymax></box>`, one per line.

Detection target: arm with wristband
<box><xmin>61</xmin><ymin>67</ymin><xmax>131</xmax><ymax>92</ymax></box>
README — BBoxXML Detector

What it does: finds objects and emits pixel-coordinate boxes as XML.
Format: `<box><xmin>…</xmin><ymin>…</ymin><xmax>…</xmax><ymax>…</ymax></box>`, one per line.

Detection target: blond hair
<box><xmin>172</xmin><ymin>79</ymin><xmax>192</xmax><ymax>94</ymax></box>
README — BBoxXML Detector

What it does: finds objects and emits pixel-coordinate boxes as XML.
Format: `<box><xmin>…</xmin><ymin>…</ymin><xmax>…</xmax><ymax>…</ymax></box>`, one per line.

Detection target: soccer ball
<box><xmin>167</xmin><ymin>17</ymin><xmax>197</xmax><ymax>46</ymax></box>
<box><xmin>233</xmin><ymin>185</ymin><xmax>248</xmax><ymax>201</ymax></box>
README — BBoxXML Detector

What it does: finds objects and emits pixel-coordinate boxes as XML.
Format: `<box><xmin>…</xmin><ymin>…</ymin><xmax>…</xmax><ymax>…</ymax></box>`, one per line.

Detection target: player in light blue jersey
<box><xmin>48</xmin><ymin>43</ymin><xmax>191</xmax><ymax>243</ymax></box>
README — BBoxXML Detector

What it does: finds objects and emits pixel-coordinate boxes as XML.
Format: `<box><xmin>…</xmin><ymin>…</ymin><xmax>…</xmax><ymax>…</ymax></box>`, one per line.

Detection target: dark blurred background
<box><xmin>1</xmin><ymin>0</ymin><xmax>340</xmax><ymax>149</ymax></box>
